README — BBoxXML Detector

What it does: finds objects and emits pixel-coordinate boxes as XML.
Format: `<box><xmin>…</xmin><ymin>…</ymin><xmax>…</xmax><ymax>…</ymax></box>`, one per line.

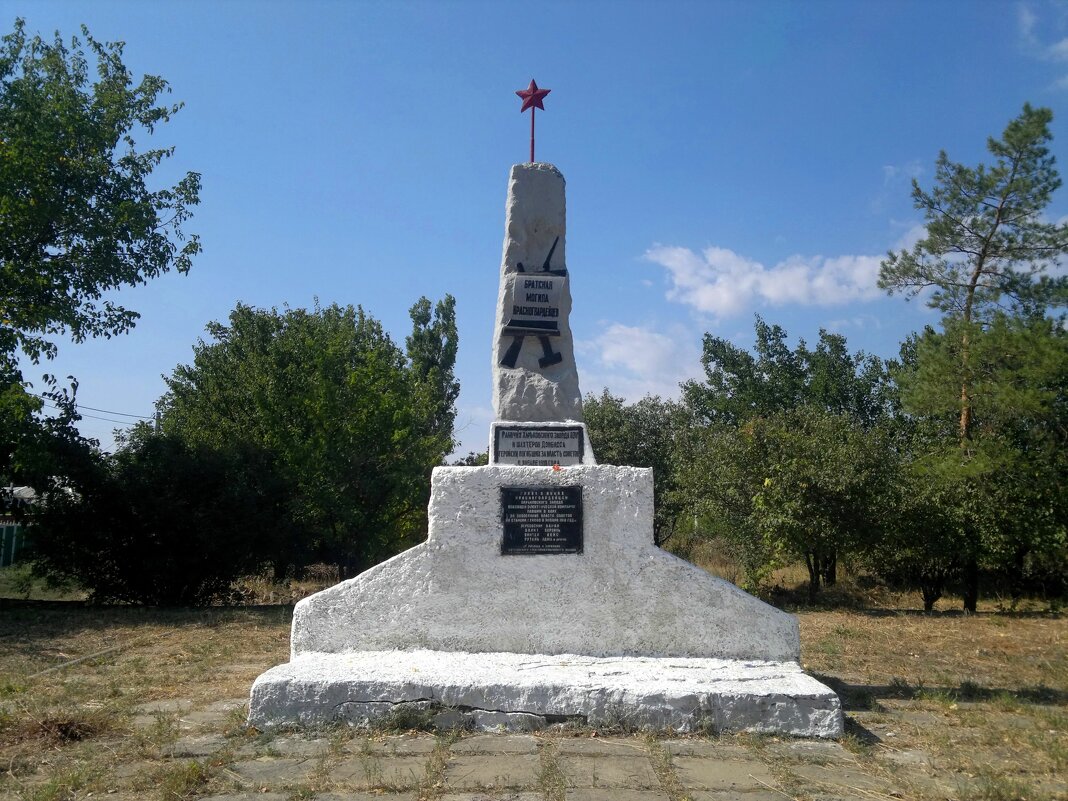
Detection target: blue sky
<box><xmin>8</xmin><ymin>0</ymin><xmax>1068</xmax><ymax>455</ymax></box>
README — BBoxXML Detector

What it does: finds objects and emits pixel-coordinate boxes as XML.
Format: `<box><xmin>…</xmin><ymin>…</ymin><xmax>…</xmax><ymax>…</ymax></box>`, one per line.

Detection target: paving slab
<box><xmin>163</xmin><ymin>733</ymin><xmax>229</xmax><ymax>757</ymax></box>
<box><xmin>228</xmin><ymin>756</ymin><xmax>320</xmax><ymax>786</ymax></box>
<box><xmin>557</xmin><ymin>754</ymin><xmax>660</xmax><ymax>789</ymax></box>
<box><xmin>438</xmin><ymin>793</ymin><xmax>542</xmax><ymax>801</ymax></box>
<box><xmin>564</xmin><ymin>790</ymin><xmax>671</xmax><ymax>801</ymax></box>
<box><xmin>444</xmin><ymin>754</ymin><xmax>540</xmax><ymax>789</ymax></box>
<box><xmin>765</xmin><ymin>738</ymin><xmax>854</xmax><ymax>763</ymax></box>
<box><xmin>660</xmin><ymin>739</ymin><xmax>755</xmax><ymax>759</ymax></box>
<box><xmin>329</xmin><ymin>755</ymin><xmax>429</xmax><ymax>789</ymax></box>
<box><xmin>554</xmin><ymin>736</ymin><xmax>650</xmax><ymax>756</ymax></box>
<box><xmin>204</xmin><ymin>697</ymin><xmax>248</xmax><ymax>712</ymax></box>
<box><xmin>313</xmin><ymin>793</ymin><xmax>416</xmax><ymax>801</ymax></box>
<box><xmin>354</xmin><ymin>733</ymin><xmax>440</xmax><ymax>755</ymax></box>
<box><xmin>672</xmin><ymin>756</ymin><xmax>776</xmax><ymax>792</ymax></box>
<box><xmin>450</xmin><ymin>734</ymin><xmax>540</xmax><ymax>754</ymax></box>
<box><xmin>787</xmin><ymin>763</ymin><xmax>894</xmax><ymax>794</ymax></box>
<box><xmin>202</xmin><ymin>794</ymin><xmax>289</xmax><ymax>801</ymax></box>
<box><xmin>264</xmin><ymin>735</ymin><xmax>332</xmax><ymax>757</ymax></box>
<box><xmin>688</xmin><ymin>792</ymin><xmax>785</xmax><ymax>801</ymax></box>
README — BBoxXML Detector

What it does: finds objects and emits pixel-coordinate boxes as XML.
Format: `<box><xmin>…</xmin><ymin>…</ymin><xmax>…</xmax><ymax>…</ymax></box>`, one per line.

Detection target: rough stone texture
<box><xmin>492</xmin><ymin>163</ymin><xmax>583</xmax><ymax>423</ymax></box>
<box><xmin>289</xmin><ymin>465</ymin><xmax>798</xmax><ymax>662</ymax></box>
<box><xmin>248</xmin><ymin>650</ymin><xmax>843</xmax><ymax>738</ymax></box>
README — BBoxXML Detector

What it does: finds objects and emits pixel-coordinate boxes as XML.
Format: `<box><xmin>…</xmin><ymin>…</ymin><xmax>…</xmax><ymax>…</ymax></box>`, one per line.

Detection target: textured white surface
<box><xmin>492</xmin><ymin>163</ymin><xmax>583</xmax><ymax>422</ymax></box>
<box><xmin>290</xmin><ymin>465</ymin><xmax>799</xmax><ymax>662</ymax></box>
<box><xmin>249</xmin><ymin>650</ymin><xmax>843</xmax><ymax>738</ymax></box>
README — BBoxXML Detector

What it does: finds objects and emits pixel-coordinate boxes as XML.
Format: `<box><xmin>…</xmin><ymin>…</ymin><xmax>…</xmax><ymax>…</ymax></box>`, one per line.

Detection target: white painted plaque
<box><xmin>494</xmin><ymin>425</ymin><xmax>584</xmax><ymax>466</ymax></box>
<box><xmin>502</xmin><ymin>274</ymin><xmax>566</xmax><ymax>336</ymax></box>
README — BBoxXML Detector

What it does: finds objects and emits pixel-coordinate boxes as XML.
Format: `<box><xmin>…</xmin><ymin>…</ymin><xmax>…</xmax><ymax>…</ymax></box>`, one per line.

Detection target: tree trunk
<box><xmin>921</xmin><ymin>577</ymin><xmax>943</xmax><ymax>612</ymax></box>
<box><xmin>962</xmin><ymin>556</ymin><xmax>979</xmax><ymax>613</ymax></box>
<box><xmin>821</xmin><ymin>549</ymin><xmax>838</xmax><ymax>586</ymax></box>
<box><xmin>1010</xmin><ymin>546</ymin><xmax>1029</xmax><ymax>603</ymax></box>
<box><xmin>804</xmin><ymin>551</ymin><xmax>822</xmax><ymax>603</ymax></box>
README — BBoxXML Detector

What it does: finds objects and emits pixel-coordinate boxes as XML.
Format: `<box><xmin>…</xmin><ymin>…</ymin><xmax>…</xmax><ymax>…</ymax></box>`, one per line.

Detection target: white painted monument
<box><xmin>248</xmin><ymin>160</ymin><xmax>843</xmax><ymax>738</ymax></box>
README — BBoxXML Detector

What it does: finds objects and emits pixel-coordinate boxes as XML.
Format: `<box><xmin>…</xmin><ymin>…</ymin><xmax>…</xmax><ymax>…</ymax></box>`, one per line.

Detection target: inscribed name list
<box><xmin>494</xmin><ymin>426</ymin><xmax>584</xmax><ymax>466</ymax></box>
<box><xmin>502</xmin><ymin>274</ymin><xmax>565</xmax><ymax>336</ymax></box>
<box><xmin>501</xmin><ymin>486</ymin><xmax>583</xmax><ymax>555</ymax></box>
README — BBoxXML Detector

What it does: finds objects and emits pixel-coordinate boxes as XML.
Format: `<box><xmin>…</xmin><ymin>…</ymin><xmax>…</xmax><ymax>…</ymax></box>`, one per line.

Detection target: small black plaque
<box><xmin>501</xmin><ymin>486</ymin><xmax>583</xmax><ymax>555</ymax></box>
<box><xmin>494</xmin><ymin>425</ymin><xmax>584</xmax><ymax>466</ymax></box>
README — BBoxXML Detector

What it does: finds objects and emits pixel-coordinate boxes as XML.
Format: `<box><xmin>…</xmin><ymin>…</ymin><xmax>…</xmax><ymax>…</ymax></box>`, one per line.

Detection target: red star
<box><xmin>516</xmin><ymin>79</ymin><xmax>550</xmax><ymax>113</ymax></box>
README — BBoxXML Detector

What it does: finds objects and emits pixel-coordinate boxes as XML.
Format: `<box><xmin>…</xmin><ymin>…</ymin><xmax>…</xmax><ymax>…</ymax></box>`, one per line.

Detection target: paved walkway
<box><xmin>108</xmin><ymin>696</ymin><xmax>971</xmax><ymax>800</ymax></box>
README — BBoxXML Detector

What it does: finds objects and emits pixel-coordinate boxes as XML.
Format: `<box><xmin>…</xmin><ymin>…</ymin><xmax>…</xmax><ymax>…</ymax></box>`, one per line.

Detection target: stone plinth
<box><xmin>250</xmin><ymin>650</ymin><xmax>843</xmax><ymax>737</ymax></box>
<box><xmin>288</xmin><ymin>466</ymin><xmax>799</xmax><ymax>662</ymax></box>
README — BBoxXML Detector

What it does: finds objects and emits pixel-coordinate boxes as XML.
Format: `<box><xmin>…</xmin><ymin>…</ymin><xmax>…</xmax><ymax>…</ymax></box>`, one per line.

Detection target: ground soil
<box><xmin>0</xmin><ymin>597</ymin><xmax>1063</xmax><ymax>801</ymax></box>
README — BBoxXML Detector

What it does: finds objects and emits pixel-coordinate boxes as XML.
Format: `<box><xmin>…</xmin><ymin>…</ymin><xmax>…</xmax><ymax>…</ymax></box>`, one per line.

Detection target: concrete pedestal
<box><xmin>250</xmin><ymin>650</ymin><xmax>842</xmax><ymax>737</ymax></box>
<box><xmin>249</xmin><ymin>466</ymin><xmax>843</xmax><ymax>737</ymax></box>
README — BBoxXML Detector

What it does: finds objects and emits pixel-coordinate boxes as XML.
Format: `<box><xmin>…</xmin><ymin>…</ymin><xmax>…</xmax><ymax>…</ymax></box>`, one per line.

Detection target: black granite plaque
<box><xmin>500</xmin><ymin>486</ymin><xmax>583</xmax><ymax>555</ymax></box>
<box><xmin>494</xmin><ymin>425</ymin><xmax>584</xmax><ymax>466</ymax></box>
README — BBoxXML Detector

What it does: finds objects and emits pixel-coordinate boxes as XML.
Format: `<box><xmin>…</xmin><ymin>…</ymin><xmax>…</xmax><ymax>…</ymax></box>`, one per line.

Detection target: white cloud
<box><xmin>882</xmin><ymin>160</ymin><xmax>923</xmax><ymax>185</ymax></box>
<box><xmin>644</xmin><ymin>244</ymin><xmax>883</xmax><ymax>319</ymax></box>
<box><xmin>825</xmin><ymin>314</ymin><xmax>884</xmax><ymax>333</ymax></box>
<box><xmin>894</xmin><ymin>223</ymin><xmax>927</xmax><ymax>250</ymax></box>
<box><xmin>1019</xmin><ymin>4</ymin><xmax>1038</xmax><ymax>43</ymax></box>
<box><xmin>1017</xmin><ymin>2</ymin><xmax>1068</xmax><ymax>87</ymax></box>
<box><xmin>1049</xmin><ymin>36</ymin><xmax>1068</xmax><ymax>60</ymax></box>
<box><xmin>577</xmin><ymin>323</ymin><xmax>700</xmax><ymax>400</ymax></box>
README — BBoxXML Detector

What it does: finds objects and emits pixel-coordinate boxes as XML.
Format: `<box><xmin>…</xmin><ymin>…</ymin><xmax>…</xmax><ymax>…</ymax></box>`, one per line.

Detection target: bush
<box><xmin>28</xmin><ymin>433</ymin><xmax>291</xmax><ymax>605</ymax></box>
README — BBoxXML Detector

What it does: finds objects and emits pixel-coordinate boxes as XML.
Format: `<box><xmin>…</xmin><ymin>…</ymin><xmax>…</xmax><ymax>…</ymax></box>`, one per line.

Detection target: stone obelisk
<box><xmin>492</xmin><ymin>163</ymin><xmax>582</xmax><ymax>422</ymax></box>
<box><xmin>247</xmin><ymin>87</ymin><xmax>842</xmax><ymax>737</ymax></box>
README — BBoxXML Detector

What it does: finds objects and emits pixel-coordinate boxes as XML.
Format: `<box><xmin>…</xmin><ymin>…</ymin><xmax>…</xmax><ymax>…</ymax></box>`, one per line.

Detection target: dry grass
<box><xmin>0</xmin><ymin>579</ymin><xmax>1064</xmax><ymax>800</ymax></box>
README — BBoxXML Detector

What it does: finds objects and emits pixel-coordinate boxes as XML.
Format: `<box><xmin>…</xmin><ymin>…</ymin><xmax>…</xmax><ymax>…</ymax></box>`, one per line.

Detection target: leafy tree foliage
<box><xmin>0</xmin><ymin>18</ymin><xmax>199</xmax><ymax>490</ymax></box>
<box><xmin>879</xmin><ymin>104</ymin><xmax>1068</xmax><ymax>610</ymax></box>
<box><xmin>678</xmin><ymin>407</ymin><xmax>895</xmax><ymax>599</ymax></box>
<box><xmin>893</xmin><ymin>315</ymin><xmax>1067</xmax><ymax>607</ymax></box>
<box><xmin>683</xmin><ymin>316</ymin><xmax>893</xmax><ymax>427</ymax></box>
<box><xmin>29</xmin><ymin>433</ymin><xmax>288</xmax><ymax>605</ymax></box>
<box><xmin>158</xmin><ymin>299</ymin><xmax>458</xmax><ymax>578</ymax></box>
<box><xmin>879</xmin><ymin>104</ymin><xmax>1066</xmax><ymax>327</ymax></box>
<box><xmin>583</xmin><ymin>391</ymin><xmax>690</xmax><ymax>545</ymax></box>
<box><xmin>678</xmin><ymin>318</ymin><xmax>895</xmax><ymax>594</ymax></box>
<box><xmin>0</xmin><ymin>18</ymin><xmax>200</xmax><ymax>369</ymax></box>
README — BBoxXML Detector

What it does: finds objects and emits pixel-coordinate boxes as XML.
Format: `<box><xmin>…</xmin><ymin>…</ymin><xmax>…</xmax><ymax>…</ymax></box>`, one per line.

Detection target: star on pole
<box><xmin>516</xmin><ymin>79</ymin><xmax>551</xmax><ymax>163</ymax></box>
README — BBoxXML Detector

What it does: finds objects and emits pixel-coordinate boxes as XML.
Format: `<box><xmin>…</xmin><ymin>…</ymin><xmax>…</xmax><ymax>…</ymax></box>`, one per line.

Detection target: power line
<box><xmin>39</xmin><ymin>401</ymin><xmax>141</xmax><ymax>426</ymax></box>
<box><xmin>31</xmin><ymin>393</ymin><xmax>153</xmax><ymax>420</ymax></box>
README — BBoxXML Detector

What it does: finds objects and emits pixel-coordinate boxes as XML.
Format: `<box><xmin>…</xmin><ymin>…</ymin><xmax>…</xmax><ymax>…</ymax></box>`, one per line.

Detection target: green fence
<box><xmin>1</xmin><ymin>521</ymin><xmax>26</xmax><ymax>567</ymax></box>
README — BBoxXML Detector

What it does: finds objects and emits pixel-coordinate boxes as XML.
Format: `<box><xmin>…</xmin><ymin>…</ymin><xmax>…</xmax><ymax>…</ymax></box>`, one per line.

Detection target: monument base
<box><xmin>250</xmin><ymin>649</ymin><xmax>843</xmax><ymax>738</ymax></box>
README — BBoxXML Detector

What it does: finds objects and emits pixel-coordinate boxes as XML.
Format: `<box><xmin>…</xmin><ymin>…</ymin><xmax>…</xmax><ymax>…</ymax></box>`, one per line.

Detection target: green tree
<box><xmin>583</xmin><ymin>391</ymin><xmax>691</xmax><ymax>546</ymax></box>
<box><xmin>159</xmin><ymin>298</ymin><xmax>458</xmax><ymax>578</ymax></box>
<box><xmin>0</xmin><ymin>18</ymin><xmax>200</xmax><ymax>369</ymax></box>
<box><xmin>680</xmin><ymin>318</ymin><xmax>895</xmax><ymax>591</ymax></box>
<box><xmin>683</xmin><ymin>316</ymin><xmax>893</xmax><ymax>428</ymax></box>
<box><xmin>894</xmin><ymin>315</ymin><xmax>1067</xmax><ymax>608</ymax></box>
<box><xmin>0</xmin><ymin>18</ymin><xmax>199</xmax><ymax>487</ymax></box>
<box><xmin>678</xmin><ymin>407</ymin><xmax>896</xmax><ymax>601</ymax></box>
<box><xmin>28</xmin><ymin>432</ymin><xmax>289</xmax><ymax>605</ymax></box>
<box><xmin>879</xmin><ymin>104</ymin><xmax>1068</xmax><ymax>610</ymax></box>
